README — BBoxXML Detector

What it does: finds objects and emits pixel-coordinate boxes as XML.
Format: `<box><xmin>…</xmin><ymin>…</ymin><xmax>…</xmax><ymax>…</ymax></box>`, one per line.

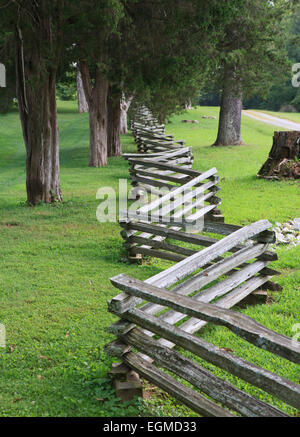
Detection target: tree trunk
<box><xmin>184</xmin><ymin>99</ymin><xmax>193</xmax><ymax>110</ymax></box>
<box><xmin>257</xmin><ymin>131</ymin><xmax>300</xmax><ymax>179</ymax></box>
<box><xmin>213</xmin><ymin>67</ymin><xmax>244</xmax><ymax>146</ymax></box>
<box><xmin>107</xmin><ymin>88</ymin><xmax>122</xmax><ymax>157</ymax></box>
<box><xmin>77</xmin><ymin>69</ymin><xmax>89</xmax><ymax>113</ymax></box>
<box><xmin>120</xmin><ymin>95</ymin><xmax>133</xmax><ymax>135</ymax></box>
<box><xmin>79</xmin><ymin>61</ymin><xmax>109</xmax><ymax>167</ymax></box>
<box><xmin>15</xmin><ymin>26</ymin><xmax>62</xmax><ymax>205</ymax></box>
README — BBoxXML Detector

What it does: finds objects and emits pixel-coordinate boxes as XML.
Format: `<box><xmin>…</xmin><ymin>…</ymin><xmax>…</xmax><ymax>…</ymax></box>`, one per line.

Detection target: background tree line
<box><xmin>199</xmin><ymin>1</ymin><xmax>300</xmax><ymax>114</ymax></box>
<box><xmin>0</xmin><ymin>0</ymin><xmax>298</xmax><ymax>205</ymax></box>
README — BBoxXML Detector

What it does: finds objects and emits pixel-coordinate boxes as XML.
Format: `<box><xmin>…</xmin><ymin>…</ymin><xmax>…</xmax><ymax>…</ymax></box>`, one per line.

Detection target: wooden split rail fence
<box><xmin>104</xmin><ymin>107</ymin><xmax>300</xmax><ymax>416</ymax></box>
<box><xmin>121</xmin><ymin>107</ymin><xmax>223</xmax><ymax>262</ymax></box>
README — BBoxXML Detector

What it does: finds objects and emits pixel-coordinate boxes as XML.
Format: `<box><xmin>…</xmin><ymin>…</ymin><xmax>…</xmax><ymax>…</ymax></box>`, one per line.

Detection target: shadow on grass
<box><xmin>0</xmin><ymin>150</ymin><xmax>26</xmax><ymax>170</ymax></box>
<box><xmin>59</xmin><ymin>145</ymin><xmax>128</xmax><ymax>177</ymax></box>
<box><xmin>59</xmin><ymin>146</ymin><xmax>90</xmax><ymax>168</ymax></box>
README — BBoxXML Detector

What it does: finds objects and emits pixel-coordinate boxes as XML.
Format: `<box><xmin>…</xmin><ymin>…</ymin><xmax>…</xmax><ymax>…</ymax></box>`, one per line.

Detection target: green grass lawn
<box><xmin>0</xmin><ymin>102</ymin><xmax>299</xmax><ymax>417</ymax></box>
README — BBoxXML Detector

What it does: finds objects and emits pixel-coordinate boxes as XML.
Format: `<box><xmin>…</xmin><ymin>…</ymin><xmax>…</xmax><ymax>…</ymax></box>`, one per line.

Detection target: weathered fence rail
<box><xmin>121</xmin><ymin>107</ymin><xmax>224</xmax><ymax>261</ymax></box>
<box><xmin>106</xmin><ymin>222</ymin><xmax>300</xmax><ymax>416</ymax></box>
<box><xmin>104</xmin><ymin>106</ymin><xmax>299</xmax><ymax>416</ymax></box>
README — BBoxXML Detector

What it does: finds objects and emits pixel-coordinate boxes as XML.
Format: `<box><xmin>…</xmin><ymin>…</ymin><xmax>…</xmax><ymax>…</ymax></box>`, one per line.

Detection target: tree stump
<box><xmin>257</xmin><ymin>131</ymin><xmax>300</xmax><ymax>179</ymax></box>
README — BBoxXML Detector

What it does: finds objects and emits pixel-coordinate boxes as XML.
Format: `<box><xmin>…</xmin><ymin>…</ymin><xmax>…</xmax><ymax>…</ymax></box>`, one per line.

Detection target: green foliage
<box><xmin>56</xmin><ymin>83</ymin><xmax>76</xmax><ymax>101</ymax></box>
<box><xmin>292</xmin><ymin>87</ymin><xmax>300</xmax><ymax>109</ymax></box>
<box><xmin>0</xmin><ymin>28</ymin><xmax>16</xmax><ymax>113</ymax></box>
<box><xmin>117</xmin><ymin>0</ymin><xmax>244</xmax><ymax>122</ymax></box>
<box><xmin>64</xmin><ymin>0</ymin><xmax>126</xmax><ymax>64</ymax></box>
<box><xmin>213</xmin><ymin>0</ymin><xmax>291</xmax><ymax>99</ymax></box>
<box><xmin>286</xmin><ymin>1</ymin><xmax>300</xmax><ymax>63</ymax></box>
<box><xmin>245</xmin><ymin>1</ymin><xmax>300</xmax><ymax>111</ymax></box>
<box><xmin>56</xmin><ymin>69</ymin><xmax>77</xmax><ymax>101</ymax></box>
<box><xmin>202</xmin><ymin>1</ymin><xmax>300</xmax><ymax>112</ymax></box>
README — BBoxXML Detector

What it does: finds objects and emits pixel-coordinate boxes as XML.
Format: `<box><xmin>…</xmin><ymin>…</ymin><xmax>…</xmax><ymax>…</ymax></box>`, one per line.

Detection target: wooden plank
<box><xmin>127</xmin><ymin>223</ymin><xmax>185</xmax><ymax>261</ymax></box>
<box><xmin>128</xmin><ymin>158</ymin><xmax>204</xmax><ymax>177</ymax></box>
<box><xmin>122</xmin><ymin>207</ymin><xmax>216</xmax><ymax>229</ymax></box>
<box><xmin>121</xmin><ymin>229</ymin><xmax>276</xmax><ymax>270</ymax></box>
<box><xmin>137</xmin><ymin>265</ymin><xmax>271</xmax><ymax>327</ymax></box>
<box><xmin>121</xmin><ymin>220</ymin><xmax>218</xmax><ymax>245</ymax></box>
<box><xmin>124</xmin><ymin>219</ymin><xmax>174</xmax><ymax>258</ymax></box>
<box><xmin>141</xmin><ymin>147</ymin><xmax>191</xmax><ymax>159</ymax></box>
<box><xmin>130</xmin><ymin>175</ymin><xmax>176</xmax><ymax>191</ymax></box>
<box><xmin>170</xmin><ymin>243</ymin><xmax>269</xmax><ymax>295</ymax></box>
<box><xmin>139</xmin><ymin>145</ymin><xmax>174</xmax><ymax>153</ymax></box>
<box><xmin>203</xmin><ymin>222</ymin><xmax>275</xmax><ymax>243</ymax></box>
<box><xmin>135</xmin><ymin>132</ymin><xmax>174</xmax><ymax>141</ymax></box>
<box><xmin>123</xmin><ymin>352</ymin><xmax>234</xmax><ymax>417</ymax></box>
<box><xmin>155</xmin><ymin>181</ymin><xmax>218</xmax><ymax>217</ymax></box>
<box><xmin>176</xmin><ymin>275</ymin><xmax>275</xmax><ymax>335</ymax></box>
<box><xmin>138</xmin><ymin>137</ymin><xmax>183</xmax><ymax>149</ymax></box>
<box><xmin>142</xmin><ymin>157</ymin><xmax>193</xmax><ymax>167</ymax></box>
<box><xmin>133</xmin><ymin>125</ymin><xmax>165</xmax><ymax>133</ymax></box>
<box><xmin>137</xmin><ymin>135</ymin><xmax>184</xmax><ymax>145</ymax></box>
<box><xmin>123</xmin><ymin>151</ymin><xmax>185</xmax><ymax>159</ymax></box>
<box><xmin>130</xmin><ymin>246</ymin><xmax>186</xmax><ymax>263</ymax></box>
<box><xmin>158</xmin><ymin>157</ymin><xmax>193</xmax><ymax>166</ymax></box>
<box><xmin>158</xmin><ymin>275</ymin><xmax>273</xmax><ymax>335</ymax></box>
<box><xmin>121</xmin><ymin>221</ymin><xmax>277</xmax><ymax>261</ymax></box>
<box><xmin>123</xmin><ymin>150</ymin><xmax>192</xmax><ymax>162</ymax></box>
<box><xmin>128</xmin><ymin>184</ymin><xmax>171</xmax><ymax>198</ymax></box>
<box><xmin>172</xmin><ymin>193</ymin><xmax>218</xmax><ymax>220</ymax></box>
<box><xmin>115</xmin><ymin>310</ymin><xmax>300</xmax><ymax>410</ymax></box>
<box><xmin>185</xmin><ymin>261</ymin><xmax>270</xmax><ymax>302</ymax></box>
<box><xmin>127</xmin><ymin>235</ymin><xmax>197</xmax><ymax>257</ymax></box>
<box><xmin>182</xmin><ymin>204</ymin><xmax>220</xmax><ymax>223</ymax></box>
<box><xmin>137</xmin><ymin>168</ymin><xmax>218</xmax><ymax>214</ymax></box>
<box><xmin>130</xmin><ymin>168</ymin><xmax>191</xmax><ymax>184</ymax></box>
<box><xmin>109</xmin><ymin>274</ymin><xmax>300</xmax><ymax>364</ymax></box>
<box><xmin>146</xmin><ymin>220</ymin><xmax>272</xmax><ymax>288</ymax></box>
<box><xmin>132</xmin><ymin>166</ymin><xmax>188</xmax><ymax>180</ymax></box>
<box><xmin>121</xmin><ymin>329</ymin><xmax>287</xmax><ymax>417</ymax></box>
<box><xmin>135</xmin><ymin>266</ymin><xmax>269</xmax><ymax>321</ymax></box>
<box><xmin>138</xmin><ymin>134</ymin><xmax>175</xmax><ymax>142</ymax></box>
<box><xmin>158</xmin><ymin>262</ymin><xmax>271</xmax><ymax>325</ymax></box>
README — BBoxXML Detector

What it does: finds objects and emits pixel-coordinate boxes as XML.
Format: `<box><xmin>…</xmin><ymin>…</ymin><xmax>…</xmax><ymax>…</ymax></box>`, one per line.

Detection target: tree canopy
<box><xmin>0</xmin><ymin>0</ymin><xmax>298</xmax><ymax>202</ymax></box>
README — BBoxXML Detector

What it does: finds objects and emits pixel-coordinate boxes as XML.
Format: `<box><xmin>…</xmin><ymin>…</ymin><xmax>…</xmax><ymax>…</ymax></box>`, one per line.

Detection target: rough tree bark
<box><xmin>120</xmin><ymin>95</ymin><xmax>133</xmax><ymax>135</ymax></box>
<box><xmin>213</xmin><ymin>66</ymin><xmax>245</xmax><ymax>146</ymax></box>
<box><xmin>107</xmin><ymin>87</ymin><xmax>122</xmax><ymax>157</ymax></box>
<box><xmin>15</xmin><ymin>22</ymin><xmax>62</xmax><ymax>204</ymax></box>
<box><xmin>184</xmin><ymin>99</ymin><xmax>193</xmax><ymax>110</ymax></box>
<box><xmin>79</xmin><ymin>61</ymin><xmax>109</xmax><ymax>167</ymax></box>
<box><xmin>77</xmin><ymin>68</ymin><xmax>89</xmax><ymax>113</ymax></box>
<box><xmin>257</xmin><ymin>131</ymin><xmax>300</xmax><ymax>179</ymax></box>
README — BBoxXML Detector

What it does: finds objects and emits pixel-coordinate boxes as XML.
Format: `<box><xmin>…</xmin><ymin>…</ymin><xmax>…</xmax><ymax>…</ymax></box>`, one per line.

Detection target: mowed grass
<box><xmin>0</xmin><ymin>102</ymin><xmax>299</xmax><ymax>417</ymax></box>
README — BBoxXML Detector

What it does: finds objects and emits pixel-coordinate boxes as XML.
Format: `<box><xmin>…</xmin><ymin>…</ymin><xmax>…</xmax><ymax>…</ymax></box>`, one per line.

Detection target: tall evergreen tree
<box><xmin>67</xmin><ymin>0</ymin><xmax>125</xmax><ymax>167</ymax></box>
<box><xmin>12</xmin><ymin>1</ymin><xmax>65</xmax><ymax>203</ymax></box>
<box><xmin>213</xmin><ymin>0</ymin><xmax>291</xmax><ymax>146</ymax></box>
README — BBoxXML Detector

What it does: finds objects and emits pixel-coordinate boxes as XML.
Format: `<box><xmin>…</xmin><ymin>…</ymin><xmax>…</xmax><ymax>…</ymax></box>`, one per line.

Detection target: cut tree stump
<box><xmin>258</xmin><ymin>131</ymin><xmax>300</xmax><ymax>179</ymax></box>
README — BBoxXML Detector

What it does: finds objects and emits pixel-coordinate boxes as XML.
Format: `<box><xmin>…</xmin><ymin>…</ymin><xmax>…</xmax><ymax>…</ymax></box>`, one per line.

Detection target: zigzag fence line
<box><xmin>105</xmin><ymin>106</ymin><xmax>300</xmax><ymax>416</ymax></box>
<box><xmin>121</xmin><ymin>106</ymin><xmax>223</xmax><ymax>262</ymax></box>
